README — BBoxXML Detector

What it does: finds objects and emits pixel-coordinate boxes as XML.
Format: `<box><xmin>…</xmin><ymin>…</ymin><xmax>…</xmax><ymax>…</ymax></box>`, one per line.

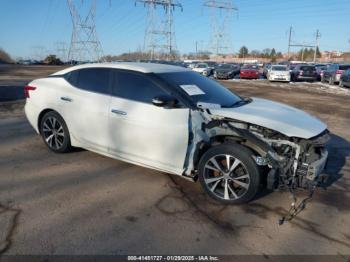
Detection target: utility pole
<box><xmin>287</xmin><ymin>26</ymin><xmax>292</xmax><ymax>59</ymax></box>
<box><xmin>287</xmin><ymin>27</ymin><xmax>319</xmax><ymax>62</ymax></box>
<box><xmin>67</xmin><ymin>0</ymin><xmax>104</xmax><ymax>63</ymax></box>
<box><xmin>313</xmin><ymin>29</ymin><xmax>321</xmax><ymax>63</ymax></box>
<box><xmin>203</xmin><ymin>1</ymin><xmax>238</xmax><ymax>59</ymax></box>
<box><xmin>135</xmin><ymin>0</ymin><xmax>183</xmax><ymax>61</ymax></box>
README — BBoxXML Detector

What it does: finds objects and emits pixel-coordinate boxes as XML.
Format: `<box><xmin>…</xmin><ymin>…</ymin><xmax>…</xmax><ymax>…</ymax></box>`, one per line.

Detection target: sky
<box><xmin>0</xmin><ymin>0</ymin><xmax>350</xmax><ymax>60</ymax></box>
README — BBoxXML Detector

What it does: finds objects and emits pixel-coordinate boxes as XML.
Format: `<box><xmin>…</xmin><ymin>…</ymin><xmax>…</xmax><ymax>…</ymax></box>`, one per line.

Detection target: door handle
<box><xmin>111</xmin><ymin>109</ymin><xmax>127</xmax><ymax>116</ymax></box>
<box><xmin>61</xmin><ymin>97</ymin><xmax>73</xmax><ymax>102</ymax></box>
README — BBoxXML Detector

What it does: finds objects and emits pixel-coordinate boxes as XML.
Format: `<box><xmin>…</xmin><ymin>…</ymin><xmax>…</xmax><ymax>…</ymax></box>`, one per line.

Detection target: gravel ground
<box><xmin>0</xmin><ymin>66</ymin><xmax>349</xmax><ymax>256</ymax></box>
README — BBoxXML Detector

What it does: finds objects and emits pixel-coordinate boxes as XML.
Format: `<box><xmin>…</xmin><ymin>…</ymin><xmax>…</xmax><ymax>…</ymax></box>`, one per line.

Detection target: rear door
<box><xmin>345</xmin><ymin>69</ymin><xmax>350</xmax><ymax>86</ymax></box>
<box><xmin>60</xmin><ymin>68</ymin><xmax>112</xmax><ymax>152</ymax></box>
<box><xmin>108</xmin><ymin>69</ymin><xmax>189</xmax><ymax>174</ymax></box>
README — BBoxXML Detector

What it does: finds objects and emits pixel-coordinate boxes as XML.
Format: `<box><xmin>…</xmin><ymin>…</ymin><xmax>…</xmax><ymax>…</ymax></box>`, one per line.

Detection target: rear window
<box><xmin>300</xmin><ymin>66</ymin><xmax>315</xmax><ymax>71</ymax></box>
<box><xmin>242</xmin><ymin>64</ymin><xmax>258</xmax><ymax>70</ymax></box>
<box><xmin>339</xmin><ymin>65</ymin><xmax>350</xmax><ymax>70</ymax></box>
<box><xmin>271</xmin><ymin>66</ymin><xmax>287</xmax><ymax>71</ymax></box>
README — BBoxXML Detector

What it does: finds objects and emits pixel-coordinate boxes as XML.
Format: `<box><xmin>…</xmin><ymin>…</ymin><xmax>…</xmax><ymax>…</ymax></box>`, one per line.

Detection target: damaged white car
<box><xmin>25</xmin><ymin>63</ymin><xmax>329</xmax><ymax>206</ymax></box>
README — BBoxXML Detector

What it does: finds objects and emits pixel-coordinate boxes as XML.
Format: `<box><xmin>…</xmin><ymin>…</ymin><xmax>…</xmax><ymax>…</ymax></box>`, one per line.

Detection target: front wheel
<box><xmin>198</xmin><ymin>143</ymin><xmax>261</xmax><ymax>204</ymax></box>
<box><xmin>40</xmin><ymin>111</ymin><xmax>72</xmax><ymax>153</ymax></box>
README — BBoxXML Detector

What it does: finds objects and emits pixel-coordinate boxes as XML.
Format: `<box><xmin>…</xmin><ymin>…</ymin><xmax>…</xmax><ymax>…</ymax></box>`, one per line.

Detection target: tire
<box><xmin>339</xmin><ymin>79</ymin><xmax>344</xmax><ymax>88</ymax></box>
<box><xmin>198</xmin><ymin>143</ymin><xmax>261</xmax><ymax>204</ymax></box>
<box><xmin>321</xmin><ymin>76</ymin><xmax>325</xmax><ymax>83</ymax></box>
<box><xmin>40</xmin><ymin>111</ymin><xmax>72</xmax><ymax>153</ymax></box>
<box><xmin>329</xmin><ymin>76</ymin><xmax>334</xmax><ymax>85</ymax></box>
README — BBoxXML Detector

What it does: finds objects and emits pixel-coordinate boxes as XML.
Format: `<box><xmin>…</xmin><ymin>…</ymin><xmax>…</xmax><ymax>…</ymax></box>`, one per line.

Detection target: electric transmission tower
<box><xmin>67</xmin><ymin>0</ymin><xmax>104</xmax><ymax>62</ymax></box>
<box><xmin>203</xmin><ymin>0</ymin><xmax>237</xmax><ymax>57</ymax></box>
<box><xmin>135</xmin><ymin>0</ymin><xmax>183</xmax><ymax>60</ymax></box>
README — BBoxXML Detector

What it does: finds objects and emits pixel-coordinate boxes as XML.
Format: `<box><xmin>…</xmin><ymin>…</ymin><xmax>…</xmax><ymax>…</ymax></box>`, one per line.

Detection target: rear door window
<box><xmin>76</xmin><ymin>68</ymin><xmax>111</xmax><ymax>95</ymax></box>
<box><xmin>66</xmin><ymin>68</ymin><xmax>111</xmax><ymax>95</ymax></box>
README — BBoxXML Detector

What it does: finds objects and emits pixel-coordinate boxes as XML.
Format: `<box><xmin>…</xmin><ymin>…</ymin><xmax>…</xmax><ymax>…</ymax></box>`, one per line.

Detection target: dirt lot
<box><xmin>0</xmin><ymin>65</ymin><xmax>350</xmax><ymax>255</ymax></box>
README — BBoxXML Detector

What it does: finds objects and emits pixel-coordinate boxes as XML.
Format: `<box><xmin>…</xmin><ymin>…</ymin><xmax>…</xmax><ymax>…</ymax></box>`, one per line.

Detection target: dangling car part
<box><xmin>25</xmin><ymin>63</ymin><xmax>330</xmax><ymax>223</ymax></box>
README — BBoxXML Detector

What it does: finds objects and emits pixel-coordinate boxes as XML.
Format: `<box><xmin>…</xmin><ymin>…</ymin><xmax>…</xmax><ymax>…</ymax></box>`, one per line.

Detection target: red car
<box><xmin>240</xmin><ymin>64</ymin><xmax>260</xmax><ymax>79</ymax></box>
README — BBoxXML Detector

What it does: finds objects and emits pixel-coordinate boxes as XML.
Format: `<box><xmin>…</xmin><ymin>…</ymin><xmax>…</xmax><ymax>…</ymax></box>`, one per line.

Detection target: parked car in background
<box><xmin>315</xmin><ymin>64</ymin><xmax>328</xmax><ymax>81</ymax></box>
<box><xmin>267</xmin><ymin>65</ymin><xmax>290</xmax><ymax>82</ymax></box>
<box><xmin>339</xmin><ymin>69</ymin><xmax>350</xmax><ymax>88</ymax></box>
<box><xmin>192</xmin><ymin>63</ymin><xmax>211</xmax><ymax>76</ymax></box>
<box><xmin>213</xmin><ymin>63</ymin><xmax>240</xmax><ymax>79</ymax></box>
<box><xmin>240</xmin><ymin>64</ymin><xmax>259</xmax><ymax>79</ymax></box>
<box><xmin>205</xmin><ymin>61</ymin><xmax>218</xmax><ymax>76</ymax></box>
<box><xmin>322</xmin><ymin>64</ymin><xmax>350</xmax><ymax>85</ymax></box>
<box><xmin>263</xmin><ymin>63</ymin><xmax>271</xmax><ymax>78</ymax></box>
<box><xmin>291</xmin><ymin>64</ymin><xmax>317</xmax><ymax>82</ymax></box>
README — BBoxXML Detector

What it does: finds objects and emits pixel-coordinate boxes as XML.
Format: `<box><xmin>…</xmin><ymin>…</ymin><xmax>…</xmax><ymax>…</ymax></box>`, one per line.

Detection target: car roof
<box><xmin>52</xmin><ymin>62</ymin><xmax>190</xmax><ymax>75</ymax></box>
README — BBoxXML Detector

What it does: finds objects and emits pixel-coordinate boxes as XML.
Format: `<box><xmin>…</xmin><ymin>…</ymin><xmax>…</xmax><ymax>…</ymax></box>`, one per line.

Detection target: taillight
<box><xmin>24</xmin><ymin>85</ymin><xmax>36</xmax><ymax>98</ymax></box>
<box><xmin>336</xmin><ymin>70</ymin><xmax>343</xmax><ymax>75</ymax></box>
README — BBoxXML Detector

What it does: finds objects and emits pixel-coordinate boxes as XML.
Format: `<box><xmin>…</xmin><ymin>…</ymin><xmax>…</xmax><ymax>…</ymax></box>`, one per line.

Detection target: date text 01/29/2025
<box><xmin>127</xmin><ymin>255</ymin><xmax>219</xmax><ymax>261</ymax></box>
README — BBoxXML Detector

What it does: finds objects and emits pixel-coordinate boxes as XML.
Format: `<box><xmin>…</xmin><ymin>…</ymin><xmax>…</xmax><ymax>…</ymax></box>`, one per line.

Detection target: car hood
<box><xmin>209</xmin><ymin>97</ymin><xmax>327</xmax><ymax>139</ymax></box>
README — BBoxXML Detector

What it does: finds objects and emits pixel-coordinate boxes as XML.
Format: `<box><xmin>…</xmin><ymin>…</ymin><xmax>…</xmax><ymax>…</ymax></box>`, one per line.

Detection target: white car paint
<box><xmin>267</xmin><ymin>65</ymin><xmax>290</xmax><ymax>82</ymax></box>
<box><xmin>192</xmin><ymin>63</ymin><xmax>210</xmax><ymax>76</ymax></box>
<box><xmin>209</xmin><ymin>97</ymin><xmax>326</xmax><ymax>139</ymax></box>
<box><xmin>25</xmin><ymin>62</ymin><xmax>328</xmax><ymax>181</ymax></box>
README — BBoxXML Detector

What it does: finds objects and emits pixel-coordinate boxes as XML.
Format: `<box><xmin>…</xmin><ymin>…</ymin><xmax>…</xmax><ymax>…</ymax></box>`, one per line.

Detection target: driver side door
<box><xmin>108</xmin><ymin>69</ymin><xmax>190</xmax><ymax>175</ymax></box>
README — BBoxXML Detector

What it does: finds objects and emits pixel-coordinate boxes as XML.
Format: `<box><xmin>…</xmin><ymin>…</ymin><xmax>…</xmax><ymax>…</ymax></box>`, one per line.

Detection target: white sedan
<box><xmin>25</xmin><ymin>63</ymin><xmax>329</xmax><ymax>204</ymax></box>
<box><xmin>192</xmin><ymin>62</ymin><xmax>211</xmax><ymax>76</ymax></box>
<box><xmin>267</xmin><ymin>65</ymin><xmax>291</xmax><ymax>82</ymax></box>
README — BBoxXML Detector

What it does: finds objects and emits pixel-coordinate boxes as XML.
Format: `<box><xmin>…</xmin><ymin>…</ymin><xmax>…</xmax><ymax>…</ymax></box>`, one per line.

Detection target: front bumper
<box><xmin>269</xmin><ymin>76</ymin><xmax>290</xmax><ymax>82</ymax></box>
<box><xmin>296</xmin><ymin>76</ymin><xmax>316</xmax><ymax>81</ymax></box>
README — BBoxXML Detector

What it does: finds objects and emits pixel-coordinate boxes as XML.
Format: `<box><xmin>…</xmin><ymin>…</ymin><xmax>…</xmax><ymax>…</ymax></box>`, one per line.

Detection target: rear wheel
<box><xmin>339</xmin><ymin>79</ymin><xmax>344</xmax><ymax>87</ymax></box>
<box><xmin>198</xmin><ymin>143</ymin><xmax>261</xmax><ymax>204</ymax></box>
<box><xmin>329</xmin><ymin>76</ymin><xmax>334</xmax><ymax>85</ymax></box>
<box><xmin>40</xmin><ymin>111</ymin><xmax>72</xmax><ymax>153</ymax></box>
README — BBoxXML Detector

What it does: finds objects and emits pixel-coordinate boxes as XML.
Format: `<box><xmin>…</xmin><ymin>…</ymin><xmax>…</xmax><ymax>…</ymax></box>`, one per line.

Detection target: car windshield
<box><xmin>271</xmin><ymin>66</ymin><xmax>287</xmax><ymax>71</ymax></box>
<box><xmin>196</xmin><ymin>63</ymin><xmax>207</xmax><ymax>68</ymax></box>
<box><xmin>339</xmin><ymin>65</ymin><xmax>350</xmax><ymax>70</ymax></box>
<box><xmin>157</xmin><ymin>71</ymin><xmax>243</xmax><ymax>108</ymax></box>
<box><xmin>216</xmin><ymin>64</ymin><xmax>233</xmax><ymax>69</ymax></box>
<box><xmin>242</xmin><ymin>64</ymin><xmax>258</xmax><ymax>69</ymax></box>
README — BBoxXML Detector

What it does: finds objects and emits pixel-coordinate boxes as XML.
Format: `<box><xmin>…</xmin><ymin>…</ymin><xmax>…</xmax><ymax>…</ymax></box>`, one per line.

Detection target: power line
<box><xmin>67</xmin><ymin>0</ymin><xmax>104</xmax><ymax>62</ymax></box>
<box><xmin>203</xmin><ymin>1</ymin><xmax>238</xmax><ymax>58</ymax></box>
<box><xmin>287</xmin><ymin>27</ymin><xmax>321</xmax><ymax>62</ymax></box>
<box><xmin>135</xmin><ymin>0</ymin><xmax>183</xmax><ymax>60</ymax></box>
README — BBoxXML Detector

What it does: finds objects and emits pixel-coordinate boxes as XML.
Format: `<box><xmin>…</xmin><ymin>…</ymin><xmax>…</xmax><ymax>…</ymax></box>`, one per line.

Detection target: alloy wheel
<box><xmin>203</xmin><ymin>154</ymin><xmax>250</xmax><ymax>201</ymax></box>
<box><xmin>42</xmin><ymin>116</ymin><xmax>65</xmax><ymax>150</ymax></box>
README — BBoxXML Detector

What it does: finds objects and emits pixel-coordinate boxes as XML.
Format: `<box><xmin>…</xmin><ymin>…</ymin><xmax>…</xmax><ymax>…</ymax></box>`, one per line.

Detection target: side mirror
<box><xmin>152</xmin><ymin>95</ymin><xmax>178</xmax><ymax>108</ymax></box>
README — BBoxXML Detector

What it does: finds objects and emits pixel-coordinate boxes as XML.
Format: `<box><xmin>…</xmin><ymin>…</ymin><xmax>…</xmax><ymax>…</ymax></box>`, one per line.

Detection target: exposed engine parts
<box><xmin>184</xmin><ymin>108</ymin><xmax>330</xmax><ymax>223</ymax></box>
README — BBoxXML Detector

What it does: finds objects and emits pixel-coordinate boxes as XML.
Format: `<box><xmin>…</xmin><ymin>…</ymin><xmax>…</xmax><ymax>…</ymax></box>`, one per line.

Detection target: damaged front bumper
<box><xmin>305</xmin><ymin>148</ymin><xmax>328</xmax><ymax>181</ymax></box>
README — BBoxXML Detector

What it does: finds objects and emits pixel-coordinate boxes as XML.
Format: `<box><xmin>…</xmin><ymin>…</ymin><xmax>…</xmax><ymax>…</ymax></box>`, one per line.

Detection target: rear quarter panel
<box><xmin>24</xmin><ymin>77</ymin><xmax>64</xmax><ymax>132</ymax></box>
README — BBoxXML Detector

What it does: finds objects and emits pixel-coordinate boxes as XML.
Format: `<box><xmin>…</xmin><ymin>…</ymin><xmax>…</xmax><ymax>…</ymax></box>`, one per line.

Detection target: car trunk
<box><xmin>300</xmin><ymin>66</ymin><xmax>315</xmax><ymax>77</ymax></box>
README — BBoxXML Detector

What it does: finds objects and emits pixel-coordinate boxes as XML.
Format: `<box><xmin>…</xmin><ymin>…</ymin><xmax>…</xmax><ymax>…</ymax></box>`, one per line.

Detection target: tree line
<box><xmin>238</xmin><ymin>46</ymin><xmax>322</xmax><ymax>61</ymax></box>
